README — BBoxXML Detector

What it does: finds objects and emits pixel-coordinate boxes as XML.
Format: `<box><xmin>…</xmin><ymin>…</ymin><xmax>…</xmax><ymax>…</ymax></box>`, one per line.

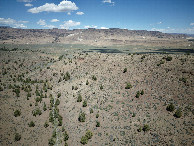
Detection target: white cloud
<box><xmin>84</xmin><ymin>25</ymin><xmax>97</xmax><ymax>29</ymax></box>
<box><xmin>37</xmin><ymin>19</ymin><xmax>46</xmax><ymax>25</ymax></box>
<box><xmin>51</xmin><ymin>19</ymin><xmax>59</xmax><ymax>22</ymax></box>
<box><xmin>67</xmin><ymin>12</ymin><xmax>71</xmax><ymax>15</ymax></box>
<box><xmin>60</xmin><ymin>20</ymin><xmax>80</xmax><ymax>29</ymax></box>
<box><xmin>25</xmin><ymin>3</ymin><xmax>33</xmax><ymax>7</ymax></box>
<box><xmin>44</xmin><ymin>25</ymin><xmax>55</xmax><ymax>29</ymax></box>
<box><xmin>100</xmin><ymin>27</ymin><xmax>108</xmax><ymax>29</ymax></box>
<box><xmin>0</xmin><ymin>18</ymin><xmax>27</xmax><ymax>28</ymax></box>
<box><xmin>102</xmin><ymin>0</ymin><xmax>115</xmax><ymax>6</ymax></box>
<box><xmin>190</xmin><ymin>23</ymin><xmax>194</xmax><ymax>26</ymax></box>
<box><xmin>37</xmin><ymin>19</ymin><xmax>55</xmax><ymax>28</ymax></box>
<box><xmin>28</xmin><ymin>0</ymin><xmax>78</xmax><ymax>13</ymax></box>
<box><xmin>76</xmin><ymin>12</ymin><xmax>84</xmax><ymax>15</ymax></box>
<box><xmin>17</xmin><ymin>0</ymin><xmax>33</xmax><ymax>2</ymax></box>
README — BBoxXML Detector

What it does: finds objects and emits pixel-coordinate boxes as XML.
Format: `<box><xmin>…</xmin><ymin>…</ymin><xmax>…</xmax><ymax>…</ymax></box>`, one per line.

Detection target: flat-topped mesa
<box><xmin>0</xmin><ymin>27</ymin><xmax>187</xmax><ymax>45</ymax></box>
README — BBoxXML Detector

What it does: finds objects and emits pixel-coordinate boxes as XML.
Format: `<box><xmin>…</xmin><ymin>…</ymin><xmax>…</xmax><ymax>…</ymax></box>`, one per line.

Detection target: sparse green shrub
<box><xmin>164</xmin><ymin>56</ymin><xmax>172</xmax><ymax>61</ymax></box>
<box><xmin>78</xmin><ymin>112</ymin><xmax>86</xmax><ymax>122</ymax></box>
<box><xmin>174</xmin><ymin>108</ymin><xmax>182</xmax><ymax>118</ymax></box>
<box><xmin>57</xmin><ymin>93</ymin><xmax>61</xmax><ymax>98</ymax></box>
<box><xmin>80</xmin><ymin>136</ymin><xmax>88</xmax><ymax>145</ymax></box>
<box><xmin>166</xmin><ymin>103</ymin><xmax>175</xmax><ymax>112</ymax></box>
<box><xmin>80</xmin><ymin>130</ymin><xmax>93</xmax><ymax>145</ymax></box>
<box><xmin>86</xmin><ymin>80</ymin><xmax>89</xmax><ymax>85</ymax></box>
<box><xmin>143</xmin><ymin>125</ymin><xmax>150</xmax><ymax>132</ymax></box>
<box><xmin>64</xmin><ymin>142</ymin><xmax>68</xmax><ymax>146</ymax></box>
<box><xmin>141</xmin><ymin>55</ymin><xmax>146</xmax><ymax>60</ymax></box>
<box><xmin>32</xmin><ymin>108</ymin><xmax>42</xmax><ymax>116</ymax></box>
<box><xmin>140</xmin><ymin>90</ymin><xmax>144</xmax><ymax>95</ymax></box>
<box><xmin>14</xmin><ymin>110</ymin><xmax>21</xmax><ymax>117</ymax></box>
<box><xmin>90</xmin><ymin>108</ymin><xmax>93</xmax><ymax>114</ymax></box>
<box><xmin>49</xmin><ymin>111</ymin><xmax>54</xmax><ymax>123</ymax></box>
<box><xmin>55</xmin><ymin>99</ymin><xmax>60</xmax><ymax>106</ymax></box>
<box><xmin>48</xmin><ymin>138</ymin><xmax>55</xmax><ymax>146</ymax></box>
<box><xmin>179</xmin><ymin>77</ymin><xmax>187</xmax><ymax>83</ymax></box>
<box><xmin>96</xmin><ymin>121</ymin><xmax>100</xmax><ymax>127</ymax></box>
<box><xmin>100</xmin><ymin>84</ymin><xmax>103</xmax><ymax>90</ymax></box>
<box><xmin>85</xmin><ymin>130</ymin><xmax>93</xmax><ymax>139</ymax></box>
<box><xmin>59</xmin><ymin>55</ymin><xmax>64</xmax><ymax>61</ymax></box>
<box><xmin>83</xmin><ymin>100</ymin><xmax>87</xmax><ymax>107</ymax></box>
<box><xmin>58</xmin><ymin>115</ymin><xmax>63</xmax><ymax>126</ymax></box>
<box><xmin>64</xmin><ymin>131</ymin><xmax>69</xmax><ymax>141</ymax></box>
<box><xmin>15</xmin><ymin>133</ymin><xmax>21</xmax><ymax>141</ymax></box>
<box><xmin>132</xmin><ymin>113</ymin><xmax>136</xmax><ymax>117</ymax></box>
<box><xmin>137</xmin><ymin>127</ymin><xmax>142</xmax><ymax>132</ymax></box>
<box><xmin>64</xmin><ymin>72</ymin><xmax>70</xmax><ymax>81</ymax></box>
<box><xmin>96</xmin><ymin>113</ymin><xmax>99</xmax><ymax>118</ymax></box>
<box><xmin>125</xmin><ymin>83</ymin><xmax>132</xmax><ymax>89</ymax></box>
<box><xmin>35</xmin><ymin>97</ymin><xmax>42</xmax><ymax>103</ymax></box>
<box><xmin>44</xmin><ymin>121</ymin><xmax>49</xmax><ymax>128</ymax></box>
<box><xmin>77</xmin><ymin>94</ymin><xmax>82</xmax><ymax>102</ymax></box>
<box><xmin>123</xmin><ymin>68</ymin><xmax>127</xmax><ymax>73</ymax></box>
<box><xmin>28</xmin><ymin>121</ymin><xmax>35</xmax><ymax>127</ymax></box>
<box><xmin>92</xmin><ymin>75</ymin><xmax>97</xmax><ymax>81</ymax></box>
<box><xmin>136</xmin><ymin>91</ymin><xmax>140</xmax><ymax>98</ymax></box>
<box><xmin>27</xmin><ymin>92</ymin><xmax>31</xmax><ymax>98</ymax></box>
<box><xmin>43</xmin><ymin>102</ymin><xmax>47</xmax><ymax>111</ymax></box>
<box><xmin>72</xmin><ymin>86</ymin><xmax>74</xmax><ymax>90</ymax></box>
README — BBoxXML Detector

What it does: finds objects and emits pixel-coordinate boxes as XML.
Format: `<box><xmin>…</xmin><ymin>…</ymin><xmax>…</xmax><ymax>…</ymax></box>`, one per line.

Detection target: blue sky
<box><xmin>0</xmin><ymin>0</ymin><xmax>194</xmax><ymax>34</ymax></box>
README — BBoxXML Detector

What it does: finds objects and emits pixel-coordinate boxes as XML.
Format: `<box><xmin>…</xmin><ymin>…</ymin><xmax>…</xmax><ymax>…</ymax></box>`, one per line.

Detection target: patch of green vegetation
<box><xmin>143</xmin><ymin>125</ymin><xmax>150</xmax><ymax>132</ymax></box>
<box><xmin>15</xmin><ymin>133</ymin><xmax>21</xmax><ymax>141</ymax></box>
<box><xmin>80</xmin><ymin>130</ymin><xmax>93</xmax><ymax>145</ymax></box>
<box><xmin>125</xmin><ymin>82</ymin><xmax>132</xmax><ymax>89</ymax></box>
<box><xmin>28</xmin><ymin>121</ymin><xmax>35</xmax><ymax>127</ymax></box>
<box><xmin>166</xmin><ymin>103</ymin><xmax>175</xmax><ymax>112</ymax></box>
<box><xmin>83</xmin><ymin>100</ymin><xmax>87</xmax><ymax>107</ymax></box>
<box><xmin>174</xmin><ymin>108</ymin><xmax>182</xmax><ymax>118</ymax></box>
<box><xmin>32</xmin><ymin>108</ymin><xmax>42</xmax><ymax>116</ymax></box>
<box><xmin>14</xmin><ymin>110</ymin><xmax>21</xmax><ymax>117</ymax></box>
<box><xmin>86</xmin><ymin>80</ymin><xmax>89</xmax><ymax>85</ymax></box>
<box><xmin>123</xmin><ymin>68</ymin><xmax>127</xmax><ymax>73</ymax></box>
<box><xmin>77</xmin><ymin>94</ymin><xmax>82</xmax><ymax>102</ymax></box>
<box><xmin>64</xmin><ymin>131</ymin><xmax>69</xmax><ymax>141</ymax></box>
<box><xmin>96</xmin><ymin>121</ymin><xmax>100</xmax><ymax>127</ymax></box>
<box><xmin>136</xmin><ymin>91</ymin><xmax>140</xmax><ymax>98</ymax></box>
<box><xmin>90</xmin><ymin>108</ymin><xmax>93</xmax><ymax>114</ymax></box>
<box><xmin>44</xmin><ymin>121</ymin><xmax>49</xmax><ymax>128</ymax></box>
<box><xmin>179</xmin><ymin>77</ymin><xmax>187</xmax><ymax>83</ymax></box>
<box><xmin>92</xmin><ymin>75</ymin><xmax>97</xmax><ymax>81</ymax></box>
<box><xmin>78</xmin><ymin>112</ymin><xmax>86</xmax><ymax>122</ymax></box>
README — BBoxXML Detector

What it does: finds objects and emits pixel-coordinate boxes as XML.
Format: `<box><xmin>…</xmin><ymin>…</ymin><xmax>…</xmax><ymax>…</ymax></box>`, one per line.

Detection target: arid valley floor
<box><xmin>0</xmin><ymin>28</ymin><xmax>194</xmax><ymax>146</ymax></box>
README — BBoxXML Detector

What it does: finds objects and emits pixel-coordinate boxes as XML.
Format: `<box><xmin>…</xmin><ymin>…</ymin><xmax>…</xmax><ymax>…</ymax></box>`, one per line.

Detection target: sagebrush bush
<box><xmin>77</xmin><ymin>94</ymin><xmax>82</xmax><ymax>102</ymax></box>
<box><xmin>14</xmin><ymin>110</ymin><xmax>21</xmax><ymax>117</ymax></box>
<box><xmin>125</xmin><ymin>83</ymin><xmax>132</xmax><ymax>89</ymax></box>
<box><xmin>136</xmin><ymin>91</ymin><xmax>140</xmax><ymax>98</ymax></box>
<box><xmin>15</xmin><ymin>133</ymin><xmax>21</xmax><ymax>141</ymax></box>
<box><xmin>28</xmin><ymin>121</ymin><xmax>35</xmax><ymax>127</ymax></box>
<box><xmin>78</xmin><ymin>112</ymin><xmax>86</xmax><ymax>122</ymax></box>
<box><xmin>174</xmin><ymin>108</ymin><xmax>182</xmax><ymax>118</ymax></box>
<box><xmin>143</xmin><ymin>125</ymin><xmax>150</xmax><ymax>132</ymax></box>
<box><xmin>64</xmin><ymin>131</ymin><xmax>69</xmax><ymax>141</ymax></box>
<box><xmin>83</xmin><ymin>100</ymin><xmax>87</xmax><ymax>107</ymax></box>
<box><xmin>96</xmin><ymin>121</ymin><xmax>100</xmax><ymax>127</ymax></box>
<box><xmin>123</xmin><ymin>68</ymin><xmax>127</xmax><ymax>73</ymax></box>
<box><xmin>166</xmin><ymin>103</ymin><xmax>175</xmax><ymax>112</ymax></box>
